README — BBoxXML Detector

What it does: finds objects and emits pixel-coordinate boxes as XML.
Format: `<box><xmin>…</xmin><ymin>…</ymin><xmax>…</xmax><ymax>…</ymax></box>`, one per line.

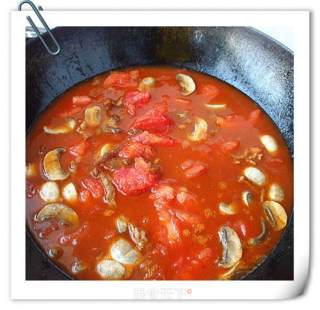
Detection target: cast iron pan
<box><xmin>26</xmin><ymin>26</ymin><xmax>293</xmax><ymax>280</ymax></box>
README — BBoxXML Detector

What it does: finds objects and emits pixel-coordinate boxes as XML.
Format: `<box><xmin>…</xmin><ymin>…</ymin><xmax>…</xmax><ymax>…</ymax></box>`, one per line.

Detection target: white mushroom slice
<box><xmin>218</xmin><ymin>226</ymin><xmax>242</xmax><ymax>269</ymax></box>
<box><xmin>84</xmin><ymin>105</ymin><xmax>101</xmax><ymax>127</ymax></box>
<box><xmin>43</xmin><ymin>148</ymin><xmax>70</xmax><ymax>181</ymax></box>
<box><xmin>128</xmin><ymin>223</ymin><xmax>148</xmax><ymax>250</ymax></box>
<box><xmin>96</xmin><ymin>258</ymin><xmax>125</xmax><ymax>280</ymax></box>
<box><xmin>268</xmin><ymin>183</ymin><xmax>285</xmax><ymax>202</ymax></box>
<box><xmin>176</xmin><ymin>73</ymin><xmax>196</xmax><ymax>96</ymax></box>
<box><xmin>62</xmin><ymin>182</ymin><xmax>78</xmax><ymax>203</ymax></box>
<box><xmin>260</xmin><ymin>135</ymin><xmax>278</xmax><ymax>154</ymax></box>
<box><xmin>243</xmin><ymin>167</ymin><xmax>266</xmax><ymax>186</ymax></box>
<box><xmin>242</xmin><ymin>191</ymin><xmax>252</xmax><ymax>207</ymax></box>
<box><xmin>138</xmin><ymin>77</ymin><xmax>156</xmax><ymax>91</ymax></box>
<box><xmin>26</xmin><ymin>162</ymin><xmax>37</xmax><ymax>178</ymax></box>
<box><xmin>263</xmin><ymin>201</ymin><xmax>287</xmax><ymax>231</ymax></box>
<box><xmin>110</xmin><ymin>239</ymin><xmax>140</xmax><ymax>265</ymax></box>
<box><xmin>218</xmin><ymin>202</ymin><xmax>237</xmax><ymax>215</ymax></box>
<box><xmin>116</xmin><ymin>216</ymin><xmax>129</xmax><ymax>233</ymax></box>
<box><xmin>39</xmin><ymin>181</ymin><xmax>60</xmax><ymax>203</ymax></box>
<box><xmin>43</xmin><ymin>118</ymin><xmax>76</xmax><ymax>135</ymax></box>
<box><xmin>35</xmin><ymin>203</ymin><xmax>79</xmax><ymax>226</ymax></box>
<box><xmin>188</xmin><ymin>117</ymin><xmax>208</xmax><ymax>142</ymax></box>
<box><xmin>204</xmin><ymin>103</ymin><xmax>226</xmax><ymax>110</ymax></box>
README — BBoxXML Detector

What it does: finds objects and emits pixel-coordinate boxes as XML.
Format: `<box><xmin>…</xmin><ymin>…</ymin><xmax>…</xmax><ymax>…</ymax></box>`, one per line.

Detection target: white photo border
<box><xmin>10</xmin><ymin>10</ymin><xmax>310</xmax><ymax>300</ymax></box>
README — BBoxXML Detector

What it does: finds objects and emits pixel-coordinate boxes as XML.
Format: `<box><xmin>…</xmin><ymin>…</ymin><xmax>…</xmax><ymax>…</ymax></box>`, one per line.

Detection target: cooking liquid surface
<box><xmin>26</xmin><ymin>67</ymin><xmax>293</xmax><ymax>280</ymax></box>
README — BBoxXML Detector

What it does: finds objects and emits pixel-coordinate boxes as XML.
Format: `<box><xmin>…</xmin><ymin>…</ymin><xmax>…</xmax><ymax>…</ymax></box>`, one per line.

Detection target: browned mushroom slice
<box><xmin>218</xmin><ymin>202</ymin><xmax>237</xmax><ymax>215</ymax></box>
<box><xmin>263</xmin><ymin>201</ymin><xmax>287</xmax><ymax>231</ymax></box>
<box><xmin>268</xmin><ymin>183</ymin><xmax>285</xmax><ymax>202</ymax></box>
<box><xmin>110</xmin><ymin>238</ymin><xmax>140</xmax><ymax>265</ymax></box>
<box><xmin>176</xmin><ymin>73</ymin><xmax>196</xmax><ymax>96</ymax></box>
<box><xmin>242</xmin><ymin>191</ymin><xmax>252</xmax><ymax>207</ymax></box>
<box><xmin>218</xmin><ymin>226</ymin><xmax>242</xmax><ymax>269</ymax></box>
<box><xmin>43</xmin><ymin>148</ymin><xmax>70</xmax><ymax>181</ymax></box>
<box><xmin>84</xmin><ymin>105</ymin><xmax>102</xmax><ymax>127</ymax></box>
<box><xmin>188</xmin><ymin>117</ymin><xmax>208</xmax><ymax>142</ymax></box>
<box><xmin>115</xmin><ymin>216</ymin><xmax>129</xmax><ymax>233</ymax></box>
<box><xmin>248</xmin><ymin>218</ymin><xmax>268</xmax><ymax>246</ymax></box>
<box><xmin>35</xmin><ymin>203</ymin><xmax>79</xmax><ymax>226</ymax></box>
<box><xmin>99</xmin><ymin>172</ymin><xmax>117</xmax><ymax>208</ymax></box>
<box><xmin>43</xmin><ymin>118</ymin><xmax>76</xmax><ymax>134</ymax></box>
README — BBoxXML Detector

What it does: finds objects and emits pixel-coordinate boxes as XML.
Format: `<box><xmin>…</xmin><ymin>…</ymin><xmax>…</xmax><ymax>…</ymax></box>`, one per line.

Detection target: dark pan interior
<box><xmin>26</xmin><ymin>26</ymin><xmax>293</xmax><ymax>280</ymax></box>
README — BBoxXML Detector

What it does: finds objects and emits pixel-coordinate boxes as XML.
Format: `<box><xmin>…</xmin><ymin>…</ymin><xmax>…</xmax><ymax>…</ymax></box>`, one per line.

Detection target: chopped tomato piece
<box><xmin>26</xmin><ymin>180</ymin><xmax>38</xmax><ymax>198</ymax></box>
<box><xmin>72</xmin><ymin>96</ymin><xmax>92</xmax><ymax>106</ymax></box>
<box><xmin>118</xmin><ymin>142</ymin><xmax>154</xmax><ymax>160</ymax></box>
<box><xmin>69</xmin><ymin>140</ymin><xmax>90</xmax><ymax>157</ymax></box>
<box><xmin>103</xmin><ymin>72</ymin><xmax>137</xmax><ymax>89</ymax></box>
<box><xmin>180</xmin><ymin>160</ymin><xmax>208</xmax><ymax>178</ymax></box>
<box><xmin>82</xmin><ymin>178</ymin><xmax>104</xmax><ymax>199</ymax></box>
<box><xmin>157</xmin><ymin>209</ymin><xmax>181</xmax><ymax>244</ymax></box>
<box><xmin>131</xmin><ymin>131</ymin><xmax>177</xmax><ymax>147</ymax></box>
<box><xmin>221</xmin><ymin>140</ymin><xmax>240</xmax><ymax>153</ymax></box>
<box><xmin>201</xmin><ymin>84</ymin><xmax>219</xmax><ymax>99</ymax></box>
<box><xmin>248</xmin><ymin>109</ymin><xmax>261</xmax><ymax>125</ymax></box>
<box><xmin>150</xmin><ymin>184</ymin><xmax>176</xmax><ymax>202</ymax></box>
<box><xmin>112</xmin><ymin>157</ymin><xmax>159</xmax><ymax>196</ymax></box>
<box><xmin>131</xmin><ymin>109</ymin><xmax>173</xmax><ymax>133</ymax></box>
<box><xmin>123</xmin><ymin>91</ymin><xmax>151</xmax><ymax>116</ymax></box>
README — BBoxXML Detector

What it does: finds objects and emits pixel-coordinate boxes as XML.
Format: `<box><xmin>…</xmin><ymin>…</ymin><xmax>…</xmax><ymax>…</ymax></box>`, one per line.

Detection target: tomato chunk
<box><xmin>131</xmin><ymin>131</ymin><xmax>177</xmax><ymax>147</ymax></box>
<box><xmin>112</xmin><ymin>157</ymin><xmax>159</xmax><ymax>196</ymax></box>
<box><xmin>123</xmin><ymin>91</ymin><xmax>151</xmax><ymax>115</ymax></box>
<box><xmin>180</xmin><ymin>160</ymin><xmax>208</xmax><ymax>178</ymax></box>
<box><xmin>118</xmin><ymin>142</ymin><xmax>154</xmax><ymax>160</ymax></box>
<box><xmin>103</xmin><ymin>72</ymin><xmax>137</xmax><ymax>89</ymax></box>
<box><xmin>221</xmin><ymin>140</ymin><xmax>240</xmax><ymax>153</ymax></box>
<box><xmin>72</xmin><ymin>96</ymin><xmax>92</xmax><ymax>106</ymax></box>
<box><xmin>131</xmin><ymin>109</ymin><xmax>173</xmax><ymax>133</ymax></box>
<box><xmin>82</xmin><ymin>178</ymin><xmax>104</xmax><ymax>199</ymax></box>
<box><xmin>69</xmin><ymin>140</ymin><xmax>90</xmax><ymax>157</ymax></box>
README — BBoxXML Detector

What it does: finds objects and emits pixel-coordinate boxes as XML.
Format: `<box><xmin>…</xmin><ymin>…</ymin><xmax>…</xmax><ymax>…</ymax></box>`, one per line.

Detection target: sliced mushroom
<box><xmin>218</xmin><ymin>226</ymin><xmax>242</xmax><ymax>269</ymax></box>
<box><xmin>128</xmin><ymin>223</ymin><xmax>148</xmax><ymax>250</ymax></box>
<box><xmin>43</xmin><ymin>118</ymin><xmax>76</xmax><ymax>135</ymax></box>
<box><xmin>99</xmin><ymin>172</ymin><xmax>117</xmax><ymax>208</ymax></box>
<box><xmin>204</xmin><ymin>103</ymin><xmax>226</xmax><ymax>110</ymax></box>
<box><xmin>248</xmin><ymin>219</ymin><xmax>268</xmax><ymax>246</ymax></box>
<box><xmin>43</xmin><ymin>148</ymin><xmax>70</xmax><ymax>181</ymax></box>
<box><xmin>95</xmin><ymin>143</ymin><xmax>115</xmax><ymax>163</ymax></box>
<box><xmin>268</xmin><ymin>183</ymin><xmax>285</xmax><ymax>202</ymax></box>
<box><xmin>110</xmin><ymin>238</ymin><xmax>140</xmax><ymax>265</ymax></box>
<box><xmin>188</xmin><ymin>117</ymin><xmax>208</xmax><ymax>142</ymax></box>
<box><xmin>84</xmin><ymin>105</ymin><xmax>101</xmax><ymax>127</ymax></box>
<box><xmin>243</xmin><ymin>166</ymin><xmax>266</xmax><ymax>186</ymax></box>
<box><xmin>176</xmin><ymin>73</ymin><xmax>196</xmax><ymax>96</ymax></box>
<box><xmin>35</xmin><ymin>203</ymin><xmax>79</xmax><ymax>226</ymax></box>
<box><xmin>116</xmin><ymin>216</ymin><xmax>129</xmax><ymax>233</ymax></box>
<box><xmin>260</xmin><ymin>135</ymin><xmax>278</xmax><ymax>154</ymax></box>
<box><xmin>263</xmin><ymin>201</ymin><xmax>287</xmax><ymax>231</ymax></box>
<box><xmin>39</xmin><ymin>181</ymin><xmax>60</xmax><ymax>203</ymax></box>
<box><xmin>96</xmin><ymin>258</ymin><xmax>125</xmax><ymax>280</ymax></box>
<box><xmin>71</xmin><ymin>260</ymin><xmax>87</xmax><ymax>274</ymax></box>
<box><xmin>218</xmin><ymin>202</ymin><xmax>237</xmax><ymax>215</ymax></box>
<box><xmin>242</xmin><ymin>191</ymin><xmax>252</xmax><ymax>207</ymax></box>
<box><xmin>138</xmin><ymin>77</ymin><xmax>155</xmax><ymax>92</ymax></box>
<box><xmin>26</xmin><ymin>162</ymin><xmax>37</xmax><ymax>178</ymax></box>
<box><xmin>62</xmin><ymin>182</ymin><xmax>78</xmax><ymax>203</ymax></box>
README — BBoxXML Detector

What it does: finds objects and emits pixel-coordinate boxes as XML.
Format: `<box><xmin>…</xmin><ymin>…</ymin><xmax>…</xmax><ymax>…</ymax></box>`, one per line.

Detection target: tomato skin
<box><xmin>72</xmin><ymin>96</ymin><xmax>92</xmax><ymax>106</ymax></box>
<box><xmin>123</xmin><ymin>91</ymin><xmax>151</xmax><ymax>115</ymax></box>
<box><xmin>69</xmin><ymin>140</ymin><xmax>90</xmax><ymax>157</ymax></box>
<box><xmin>131</xmin><ymin>110</ymin><xmax>173</xmax><ymax>133</ymax></box>
<box><xmin>131</xmin><ymin>131</ymin><xmax>177</xmax><ymax>147</ymax></box>
<box><xmin>103</xmin><ymin>72</ymin><xmax>137</xmax><ymax>89</ymax></box>
<box><xmin>82</xmin><ymin>178</ymin><xmax>104</xmax><ymax>199</ymax></box>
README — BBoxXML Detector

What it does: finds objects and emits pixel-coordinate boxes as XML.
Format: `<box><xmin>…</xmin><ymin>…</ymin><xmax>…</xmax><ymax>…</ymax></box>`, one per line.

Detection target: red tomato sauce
<box><xmin>26</xmin><ymin>67</ymin><xmax>293</xmax><ymax>280</ymax></box>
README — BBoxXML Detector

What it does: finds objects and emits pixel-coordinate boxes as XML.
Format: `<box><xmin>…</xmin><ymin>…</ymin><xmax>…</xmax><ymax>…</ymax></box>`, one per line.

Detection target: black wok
<box><xmin>26</xmin><ymin>26</ymin><xmax>293</xmax><ymax>280</ymax></box>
